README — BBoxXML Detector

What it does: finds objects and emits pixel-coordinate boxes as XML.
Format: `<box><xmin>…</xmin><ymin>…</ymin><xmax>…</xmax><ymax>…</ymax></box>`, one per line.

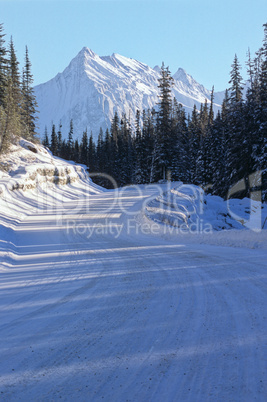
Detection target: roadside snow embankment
<box><xmin>145</xmin><ymin>183</ymin><xmax>267</xmax><ymax>249</ymax></box>
<box><xmin>0</xmin><ymin>139</ymin><xmax>103</xmax><ymax>264</ymax></box>
<box><xmin>0</xmin><ymin>139</ymin><xmax>93</xmax><ymax>193</ymax></box>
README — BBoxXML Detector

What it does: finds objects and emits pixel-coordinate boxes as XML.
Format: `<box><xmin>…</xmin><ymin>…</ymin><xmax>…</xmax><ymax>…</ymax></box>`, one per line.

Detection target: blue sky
<box><xmin>1</xmin><ymin>0</ymin><xmax>267</xmax><ymax>91</ymax></box>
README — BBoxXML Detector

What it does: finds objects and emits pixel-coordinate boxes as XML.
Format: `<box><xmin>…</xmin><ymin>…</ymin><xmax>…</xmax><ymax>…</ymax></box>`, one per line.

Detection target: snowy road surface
<box><xmin>0</xmin><ymin>185</ymin><xmax>266</xmax><ymax>401</ymax></box>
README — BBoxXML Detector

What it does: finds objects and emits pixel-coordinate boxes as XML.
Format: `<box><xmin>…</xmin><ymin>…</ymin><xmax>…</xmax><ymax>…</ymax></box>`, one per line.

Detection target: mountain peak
<box><xmin>173</xmin><ymin>67</ymin><xmax>190</xmax><ymax>81</ymax></box>
<box><xmin>34</xmin><ymin>48</ymin><xmax>222</xmax><ymax>140</ymax></box>
<box><xmin>81</xmin><ymin>47</ymin><xmax>96</xmax><ymax>57</ymax></box>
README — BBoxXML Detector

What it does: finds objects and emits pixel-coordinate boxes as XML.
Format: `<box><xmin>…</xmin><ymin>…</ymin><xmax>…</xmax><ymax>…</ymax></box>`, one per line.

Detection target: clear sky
<box><xmin>1</xmin><ymin>0</ymin><xmax>267</xmax><ymax>91</ymax></box>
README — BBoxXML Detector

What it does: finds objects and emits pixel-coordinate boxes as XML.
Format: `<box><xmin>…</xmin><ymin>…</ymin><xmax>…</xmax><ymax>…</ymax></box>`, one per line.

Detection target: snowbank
<box><xmin>0</xmin><ymin>139</ymin><xmax>103</xmax><ymax>259</ymax></box>
<box><xmin>145</xmin><ymin>183</ymin><xmax>267</xmax><ymax>249</ymax></box>
<box><xmin>0</xmin><ymin>139</ymin><xmax>96</xmax><ymax>193</ymax></box>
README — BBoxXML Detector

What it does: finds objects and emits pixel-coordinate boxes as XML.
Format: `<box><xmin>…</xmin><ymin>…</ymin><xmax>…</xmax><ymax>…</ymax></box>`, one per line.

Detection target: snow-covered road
<box><xmin>0</xmin><ymin>185</ymin><xmax>266</xmax><ymax>401</ymax></box>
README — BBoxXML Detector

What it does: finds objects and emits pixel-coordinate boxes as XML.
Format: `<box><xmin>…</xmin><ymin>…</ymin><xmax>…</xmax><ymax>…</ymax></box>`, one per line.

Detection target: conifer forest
<box><xmin>0</xmin><ymin>22</ymin><xmax>266</xmax><ymax>200</ymax></box>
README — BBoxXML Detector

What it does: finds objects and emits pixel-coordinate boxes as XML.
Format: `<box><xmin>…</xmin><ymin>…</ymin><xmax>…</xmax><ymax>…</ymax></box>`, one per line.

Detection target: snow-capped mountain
<box><xmin>34</xmin><ymin>47</ymin><xmax>225</xmax><ymax>140</ymax></box>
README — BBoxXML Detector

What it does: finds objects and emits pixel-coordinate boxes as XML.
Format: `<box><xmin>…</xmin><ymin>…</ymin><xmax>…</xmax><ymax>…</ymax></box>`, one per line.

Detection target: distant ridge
<box><xmin>34</xmin><ymin>47</ymin><xmax>224</xmax><ymax>140</ymax></box>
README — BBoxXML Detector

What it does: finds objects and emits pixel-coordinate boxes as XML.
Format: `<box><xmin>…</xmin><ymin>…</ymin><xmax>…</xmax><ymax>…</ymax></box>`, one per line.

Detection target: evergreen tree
<box><xmin>88</xmin><ymin>131</ymin><xmax>97</xmax><ymax>172</ymax></box>
<box><xmin>66</xmin><ymin>119</ymin><xmax>74</xmax><ymax>160</ymax></box>
<box><xmin>96</xmin><ymin>127</ymin><xmax>104</xmax><ymax>174</ymax></box>
<box><xmin>255</xmin><ymin>23</ymin><xmax>267</xmax><ymax>200</ymax></box>
<box><xmin>0</xmin><ymin>23</ymin><xmax>8</xmax><ymax>108</ymax></box>
<box><xmin>42</xmin><ymin>126</ymin><xmax>49</xmax><ymax>148</ymax></box>
<box><xmin>170</xmin><ymin>100</ymin><xmax>189</xmax><ymax>182</ymax></box>
<box><xmin>156</xmin><ymin>62</ymin><xmax>174</xmax><ymax>180</ymax></box>
<box><xmin>188</xmin><ymin>104</ymin><xmax>201</xmax><ymax>183</ymax></box>
<box><xmin>57</xmin><ymin>122</ymin><xmax>62</xmax><ymax>156</ymax></box>
<box><xmin>229</xmin><ymin>54</ymin><xmax>243</xmax><ymax>104</ymax></box>
<box><xmin>208</xmin><ymin>86</ymin><xmax>215</xmax><ymax>125</ymax></box>
<box><xmin>142</xmin><ymin>108</ymin><xmax>156</xmax><ymax>183</ymax></box>
<box><xmin>21</xmin><ymin>46</ymin><xmax>38</xmax><ymax>139</ymax></box>
<box><xmin>133</xmin><ymin>109</ymin><xmax>144</xmax><ymax>183</ymax></box>
<box><xmin>259</xmin><ymin>23</ymin><xmax>267</xmax><ymax>106</ymax></box>
<box><xmin>50</xmin><ymin>124</ymin><xmax>58</xmax><ymax>155</ymax></box>
<box><xmin>73</xmin><ymin>139</ymin><xmax>80</xmax><ymax>162</ymax></box>
<box><xmin>0</xmin><ymin>75</ymin><xmax>22</xmax><ymax>152</ymax></box>
<box><xmin>226</xmin><ymin>54</ymin><xmax>246</xmax><ymax>194</ymax></box>
<box><xmin>80</xmin><ymin>129</ymin><xmax>88</xmax><ymax>166</ymax></box>
<box><xmin>110</xmin><ymin>112</ymin><xmax>120</xmax><ymax>180</ymax></box>
<box><xmin>8</xmin><ymin>37</ymin><xmax>21</xmax><ymax>113</ymax></box>
<box><xmin>102</xmin><ymin>128</ymin><xmax>112</xmax><ymax>184</ymax></box>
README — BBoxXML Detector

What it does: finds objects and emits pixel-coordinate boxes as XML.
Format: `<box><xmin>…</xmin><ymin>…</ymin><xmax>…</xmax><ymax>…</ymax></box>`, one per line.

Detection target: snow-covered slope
<box><xmin>34</xmin><ymin>48</ymin><xmax>224</xmax><ymax>139</ymax></box>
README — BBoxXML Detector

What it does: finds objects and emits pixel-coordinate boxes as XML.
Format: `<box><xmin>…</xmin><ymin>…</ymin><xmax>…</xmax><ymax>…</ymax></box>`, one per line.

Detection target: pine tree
<box><xmin>21</xmin><ymin>46</ymin><xmax>38</xmax><ymax>139</ymax></box>
<box><xmin>142</xmin><ymin>108</ymin><xmax>156</xmax><ymax>183</ymax></box>
<box><xmin>0</xmin><ymin>23</ymin><xmax>8</xmax><ymax>108</ymax></box>
<box><xmin>80</xmin><ymin>129</ymin><xmax>88</xmax><ymax>166</ymax></box>
<box><xmin>8</xmin><ymin>37</ymin><xmax>21</xmax><ymax>112</ymax></box>
<box><xmin>226</xmin><ymin>54</ymin><xmax>246</xmax><ymax>193</ymax></box>
<box><xmin>188</xmin><ymin>104</ymin><xmax>201</xmax><ymax>183</ymax></box>
<box><xmin>110</xmin><ymin>112</ymin><xmax>120</xmax><ymax>181</ymax></box>
<box><xmin>57</xmin><ymin>122</ymin><xmax>62</xmax><ymax>156</ymax></box>
<box><xmin>134</xmin><ymin>109</ymin><xmax>144</xmax><ymax>183</ymax></box>
<box><xmin>66</xmin><ymin>119</ymin><xmax>74</xmax><ymax>160</ymax></box>
<box><xmin>156</xmin><ymin>62</ymin><xmax>174</xmax><ymax>180</ymax></box>
<box><xmin>0</xmin><ymin>75</ymin><xmax>22</xmax><ymax>152</ymax></box>
<box><xmin>50</xmin><ymin>124</ymin><xmax>58</xmax><ymax>155</ymax></box>
<box><xmin>73</xmin><ymin>139</ymin><xmax>80</xmax><ymax>162</ymax></box>
<box><xmin>170</xmin><ymin>100</ymin><xmax>189</xmax><ymax>182</ymax></box>
<box><xmin>208</xmin><ymin>86</ymin><xmax>215</xmax><ymax>125</ymax></box>
<box><xmin>42</xmin><ymin>126</ymin><xmax>49</xmax><ymax>148</ymax></box>
<box><xmin>97</xmin><ymin>127</ymin><xmax>104</xmax><ymax>174</ymax></box>
<box><xmin>255</xmin><ymin>23</ymin><xmax>267</xmax><ymax>200</ymax></box>
<box><xmin>229</xmin><ymin>54</ymin><xmax>243</xmax><ymax>104</ymax></box>
<box><xmin>259</xmin><ymin>23</ymin><xmax>267</xmax><ymax>106</ymax></box>
<box><xmin>102</xmin><ymin>128</ymin><xmax>112</xmax><ymax>182</ymax></box>
<box><xmin>88</xmin><ymin>131</ymin><xmax>97</xmax><ymax>172</ymax></box>
<box><xmin>212</xmin><ymin>91</ymin><xmax>229</xmax><ymax>197</ymax></box>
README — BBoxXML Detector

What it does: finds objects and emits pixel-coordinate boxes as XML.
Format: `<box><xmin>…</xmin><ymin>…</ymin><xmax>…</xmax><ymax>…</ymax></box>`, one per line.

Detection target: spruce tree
<box><xmin>255</xmin><ymin>23</ymin><xmax>267</xmax><ymax>200</ymax></box>
<box><xmin>80</xmin><ymin>129</ymin><xmax>88</xmax><ymax>166</ymax></box>
<box><xmin>142</xmin><ymin>108</ymin><xmax>156</xmax><ymax>183</ymax></box>
<box><xmin>226</xmin><ymin>54</ymin><xmax>246</xmax><ymax>194</ymax></box>
<box><xmin>66</xmin><ymin>119</ymin><xmax>74</xmax><ymax>160</ymax></box>
<box><xmin>102</xmin><ymin>128</ymin><xmax>112</xmax><ymax>183</ymax></box>
<box><xmin>188</xmin><ymin>104</ymin><xmax>201</xmax><ymax>183</ymax></box>
<box><xmin>42</xmin><ymin>126</ymin><xmax>49</xmax><ymax>148</ymax></box>
<box><xmin>156</xmin><ymin>62</ymin><xmax>174</xmax><ymax>180</ymax></box>
<box><xmin>0</xmin><ymin>23</ymin><xmax>8</xmax><ymax>108</ymax></box>
<box><xmin>170</xmin><ymin>100</ymin><xmax>189</xmax><ymax>182</ymax></box>
<box><xmin>8</xmin><ymin>37</ymin><xmax>21</xmax><ymax>112</ymax></box>
<box><xmin>110</xmin><ymin>112</ymin><xmax>120</xmax><ymax>181</ymax></box>
<box><xmin>88</xmin><ymin>131</ymin><xmax>97</xmax><ymax>173</ymax></box>
<box><xmin>229</xmin><ymin>54</ymin><xmax>243</xmax><ymax>104</ymax></box>
<box><xmin>50</xmin><ymin>124</ymin><xmax>58</xmax><ymax>155</ymax></box>
<box><xmin>57</xmin><ymin>122</ymin><xmax>62</xmax><ymax>156</ymax></box>
<box><xmin>73</xmin><ymin>139</ymin><xmax>80</xmax><ymax>162</ymax></box>
<box><xmin>22</xmin><ymin>46</ymin><xmax>37</xmax><ymax>139</ymax></box>
<box><xmin>0</xmin><ymin>75</ymin><xmax>22</xmax><ymax>152</ymax></box>
<box><xmin>97</xmin><ymin>127</ymin><xmax>104</xmax><ymax>174</ymax></box>
<box><xmin>134</xmin><ymin>109</ymin><xmax>144</xmax><ymax>183</ymax></box>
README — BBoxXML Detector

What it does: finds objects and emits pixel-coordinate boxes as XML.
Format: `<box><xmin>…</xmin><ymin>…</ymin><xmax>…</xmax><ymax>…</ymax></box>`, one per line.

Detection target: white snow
<box><xmin>145</xmin><ymin>183</ymin><xmax>267</xmax><ymax>248</ymax></box>
<box><xmin>0</xmin><ymin>143</ymin><xmax>266</xmax><ymax>401</ymax></box>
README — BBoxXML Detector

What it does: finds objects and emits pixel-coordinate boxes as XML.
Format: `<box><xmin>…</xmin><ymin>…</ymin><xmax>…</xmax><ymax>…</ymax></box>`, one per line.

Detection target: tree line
<box><xmin>44</xmin><ymin>23</ymin><xmax>267</xmax><ymax>200</ymax></box>
<box><xmin>0</xmin><ymin>23</ymin><xmax>37</xmax><ymax>153</ymax></box>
